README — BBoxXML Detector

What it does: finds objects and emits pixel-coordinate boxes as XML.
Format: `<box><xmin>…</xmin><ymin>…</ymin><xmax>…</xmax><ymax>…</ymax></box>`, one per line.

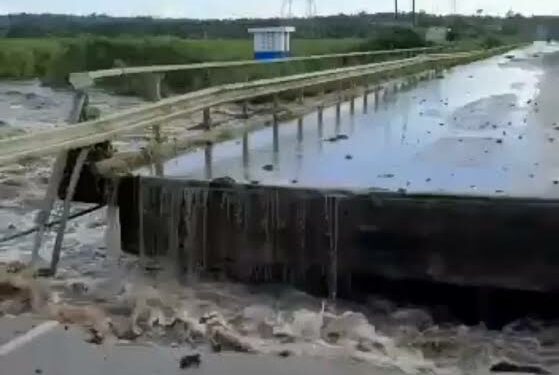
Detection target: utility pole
<box><xmin>412</xmin><ymin>0</ymin><xmax>416</xmax><ymax>26</ymax></box>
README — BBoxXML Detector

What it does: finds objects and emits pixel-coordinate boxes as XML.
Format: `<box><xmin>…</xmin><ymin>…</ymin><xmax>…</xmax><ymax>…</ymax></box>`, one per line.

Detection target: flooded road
<box><xmin>3</xmin><ymin>44</ymin><xmax>559</xmax><ymax>375</ymax></box>
<box><xmin>158</xmin><ymin>43</ymin><xmax>559</xmax><ymax>198</ymax></box>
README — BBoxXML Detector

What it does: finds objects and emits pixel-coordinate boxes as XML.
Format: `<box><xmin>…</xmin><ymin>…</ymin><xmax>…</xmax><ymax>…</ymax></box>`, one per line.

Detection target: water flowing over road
<box><xmin>159</xmin><ymin>43</ymin><xmax>559</xmax><ymax>198</ymax></box>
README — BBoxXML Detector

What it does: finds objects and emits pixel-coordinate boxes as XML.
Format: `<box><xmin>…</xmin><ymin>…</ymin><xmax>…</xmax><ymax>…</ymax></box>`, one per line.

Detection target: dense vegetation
<box><xmin>0</xmin><ymin>11</ymin><xmax>540</xmax><ymax>86</ymax></box>
<box><xmin>0</xmin><ymin>12</ymin><xmax>554</xmax><ymax>40</ymax></box>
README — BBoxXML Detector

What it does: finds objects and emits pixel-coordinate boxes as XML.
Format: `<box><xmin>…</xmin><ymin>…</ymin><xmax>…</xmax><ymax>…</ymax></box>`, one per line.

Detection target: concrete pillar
<box><xmin>203</xmin><ymin>108</ymin><xmax>212</xmax><ymax>130</ymax></box>
<box><xmin>317</xmin><ymin>106</ymin><xmax>324</xmax><ymax>125</ymax></box>
<box><xmin>141</xmin><ymin>73</ymin><xmax>165</xmax><ymax>102</ymax></box>
<box><xmin>363</xmin><ymin>93</ymin><xmax>368</xmax><ymax>114</ymax></box>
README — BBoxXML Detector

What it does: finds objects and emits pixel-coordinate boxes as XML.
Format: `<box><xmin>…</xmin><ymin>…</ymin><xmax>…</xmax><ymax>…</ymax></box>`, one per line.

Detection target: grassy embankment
<box><xmin>0</xmin><ymin>30</ymin><xmax>513</xmax><ymax>94</ymax></box>
<box><xmin>0</xmin><ymin>37</ymin><xmax>362</xmax><ymax>88</ymax></box>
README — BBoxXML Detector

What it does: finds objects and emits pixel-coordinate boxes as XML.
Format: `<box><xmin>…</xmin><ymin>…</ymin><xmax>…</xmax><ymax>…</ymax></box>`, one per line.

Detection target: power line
<box><xmin>282</xmin><ymin>0</ymin><xmax>317</xmax><ymax>18</ymax></box>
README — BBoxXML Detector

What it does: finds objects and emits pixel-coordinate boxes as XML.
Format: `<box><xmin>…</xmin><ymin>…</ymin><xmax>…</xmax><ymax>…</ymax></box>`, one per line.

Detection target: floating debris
<box><xmin>262</xmin><ymin>165</ymin><xmax>274</xmax><ymax>172</ymax></box>
<box><xmin>378</xmin><ymin>173</ymin><xmax>395</xmax><ymax>179</ymax></box>
<box><xmin>345</xmin><ymin>154</ymin><xmax>353</xmax><ymax>160</ymax></box>
<box><xmin>291</xmin><ymin>179</ymin><xmax>298</xmax><ymax>184</ymax></box>
<box><xmin>324</xmin><ymin>134</ymin><xmax>349</xmax><ymax>143</ymax></box>
<box><xmin>496</xmin><ymin>139</ymin><xmax>503</xmax><ymax>144</ymax></box>
<box><xmin>180</xmin><ymin>354</ymin><xmax>201</xmax><ymax>369</ymax></box>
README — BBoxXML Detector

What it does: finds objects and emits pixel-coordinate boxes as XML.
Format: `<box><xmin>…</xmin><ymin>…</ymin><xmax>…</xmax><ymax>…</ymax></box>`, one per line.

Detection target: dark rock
<box><xmin>378</xmin><ymin>173</ymin><xmax>395</xmax><ymax>179</ymax></box>
<box><xmin>518</xmin><ymin>135</ymin><xmax>524</xmax><ymax>140</ymax></box>
<box><xmin>180</xmin><ymin>354</ymin><xmax>201</xmax><ymax>369</ymax></box>
<box><xmin>426</xmin><ymin>178</ymin><xmax>432</xmax><ymax>182</ymax></box>
<box><xmin>496</xmin><ymin>139</ymin><xmax>503</xmax><ymax>144</ymax></box>
<box><xmin>439</xmin><ymin>123</ymin><xmax>445</xmax><ymax>126</ymax></box>
<box><xmin>35</xmin><ymin>370</ymin><xmax>43</xmax><ymax>374</ymax></box>
<box><xmin>554</xmin><ymin>180</ymin><xmax>559</xmax><ymax>185</ymax></box>
<box><xmin>345</xmin><ymin>154</ymin><xmax>353</xmax><ymax>160</ymax></box>
<box><xmin>262</xmin><ymin>164</ymin><xmax>274</xmax><ymax>172</ymax></box>
<box><xmin>291</xmin><ymin>179</ymin><xmax>298</xmax><ymax>184</ymax></box>
<box><xmin>490</xmin><ymin>361</ymin><xmax>550</xmax><ymax>374</ymax></box>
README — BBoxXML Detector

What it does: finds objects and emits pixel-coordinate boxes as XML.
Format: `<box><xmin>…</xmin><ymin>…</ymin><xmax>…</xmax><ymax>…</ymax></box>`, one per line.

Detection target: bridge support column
<box><xmin>317</xmin><ymin>105</ymin><xmax>324</xmax><ymax>125</ymax></box>
<box><xmin>141</xmin><ymin>73</ymin><xmax>165</xmax><ymax>102</ymax></box>
<box><xmin>363</xmin><ymin>92</ymin><xmax>368</xmax><ymax>113</ymax></box>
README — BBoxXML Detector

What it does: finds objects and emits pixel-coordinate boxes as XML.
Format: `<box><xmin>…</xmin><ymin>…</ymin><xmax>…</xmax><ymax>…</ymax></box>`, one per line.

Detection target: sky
<box><xmin>0</xmin><ymin>0</ymin><xmax>557</xmax><ymax>19</ymax></box>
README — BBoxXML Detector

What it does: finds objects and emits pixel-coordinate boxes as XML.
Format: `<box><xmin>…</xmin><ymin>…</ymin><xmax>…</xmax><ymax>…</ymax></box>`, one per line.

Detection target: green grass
<box><xmin>0</xmin><ymin>36</ymin><xmax>362</xmax><ymax>83</ymax></box>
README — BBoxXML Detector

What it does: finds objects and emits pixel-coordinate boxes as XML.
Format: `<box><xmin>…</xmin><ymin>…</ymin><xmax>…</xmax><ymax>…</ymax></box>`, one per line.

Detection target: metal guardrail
<box><xmin>68</xmin><ymin>46</ymin><xmax>442</xmax><ymax>89</ymax></box>
<box><xmin>0</xmin><ymin>46</ymin><xmax>516</xmax><ymax>166</ymax></box>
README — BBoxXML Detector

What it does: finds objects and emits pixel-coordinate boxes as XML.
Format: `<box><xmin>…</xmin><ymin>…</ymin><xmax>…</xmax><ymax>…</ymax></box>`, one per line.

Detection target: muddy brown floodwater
<box><xmin>2</xmin><ymin>43</ymin><xmax>559</xmax><ymax>375</ymax></box>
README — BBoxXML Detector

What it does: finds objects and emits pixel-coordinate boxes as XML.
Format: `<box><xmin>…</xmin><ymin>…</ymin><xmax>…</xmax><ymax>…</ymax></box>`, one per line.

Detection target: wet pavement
<box><xmin>156</xmin><ymin>43</ymin><xmax>559</xmax><ymax>198</ymax></box>
<box><xmin>0</xmin><ymin>316</ymin><xmax>406</xmax><ymax>375</ymax></box>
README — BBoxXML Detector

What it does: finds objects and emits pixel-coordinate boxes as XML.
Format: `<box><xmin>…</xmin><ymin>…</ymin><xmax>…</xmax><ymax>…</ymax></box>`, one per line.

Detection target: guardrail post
<box><xmin>205</xmin><ymin>143</ymin><xmax>213</xmax><ymax>180</ymax></box>
<box><xmin>203</xmin><ymin>107</ymin><xmax>212</xmax><ymax>130</ymax></box>
<box><xmin>298</xmin><ymin>88</ymin><xmax>304</xmax><ymax>104</ymax></box>
<box><xmin>142</xmin><ymin>73</ymin><xmax>165</xmax><ymax>102</ymax></box>
<box><xmin>242</xmin><ymin>101</ymin><xmax>249</xmax><ymax>119</ymax></box>
<box><xmin>242</xmin><ymin>132</ymin><xmax>250</xmax><ymax>181</ymax></box>
<box><xmin>273</xmin><ymin>94</ymin><xmax>280</xmax><ymax>122</ymax></box>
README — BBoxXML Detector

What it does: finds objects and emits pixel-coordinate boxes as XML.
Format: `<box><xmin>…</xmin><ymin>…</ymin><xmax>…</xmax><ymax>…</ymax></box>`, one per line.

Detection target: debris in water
<box><xmin>262</xmin><ymin>165</ymin><xmax>274</xmax><ymax>172</ymax></box>
<box><xmin>324</xmin><ymin>134</ymin><xmax>349</xmax><ymax>143</ymax></box>
<box><xmin>278</xmin><ymin>350</ymin><xmax>292</xmax><ymax>358</ymax></box>
<box><xmin>35</xmin><ymin>370</ymin><xmax>42</xmax><ymax>375</ymax></box>
<box><xmin>439</xmin><ymin>123</ymin><xmax>445</xmax><ymax>127</ymax></box>
<box><xmin>180</xmin><ymin>354</ymin><xmax>201</xmax><ymax>369</ymax></box>
<box><xmin>291</xmin><ymin>179</ymin><xmax>298</xmax><ymax>184</ymax></box>
<box><xmin>250</xmin><ymin>180</ymin><xmax>260</xmax><ymax>185</ymax></box>
<box><xmin>378</xmin><ymin>174</ymin><xmax>395</xmax><ymax>179</ymax></box>
<box><xmin>345</xmin><ymin>154</ymin><xmax>353</xmax><ymax>160</ymax></box>
<box><xmin>496</xmin><ymin>139</ymin><xmax>503</xmax><ymax>144</ymax></box>
<box><xmin>85</xmin><ymin>328</ymin><xmax>104</xmax><ymax>345</ymax></box>
<box><xmin>490</xmin><ymin>361</ymin><xmax>550</xmax><ymax>374</ymax></box>
<box><xmin>426</xmin><ymin>178</ymin><xmax>432</xmax><ymax>182</ymax></box>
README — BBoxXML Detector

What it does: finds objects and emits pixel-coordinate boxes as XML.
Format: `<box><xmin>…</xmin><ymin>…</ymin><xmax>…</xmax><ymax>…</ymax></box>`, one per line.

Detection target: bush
<box><xmin>481</xmin><ymin>36</ymin><xmax>503</xmax><ymax>49</ymax></box>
